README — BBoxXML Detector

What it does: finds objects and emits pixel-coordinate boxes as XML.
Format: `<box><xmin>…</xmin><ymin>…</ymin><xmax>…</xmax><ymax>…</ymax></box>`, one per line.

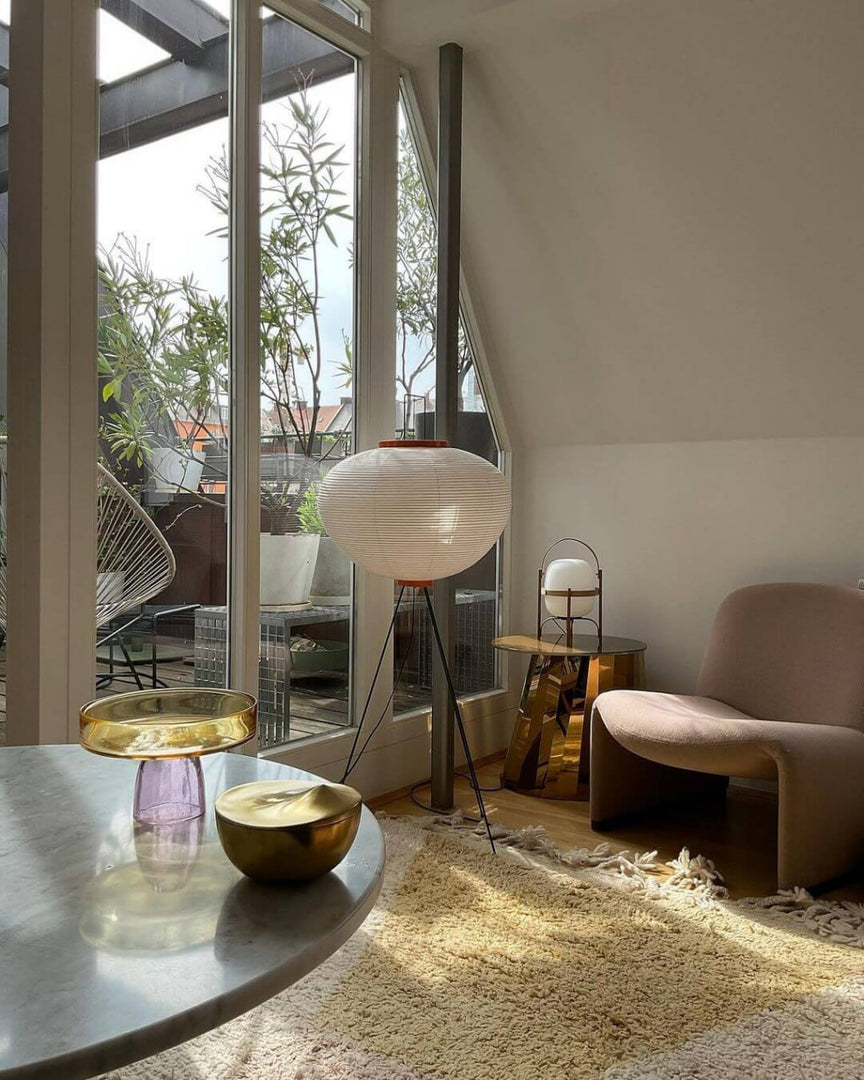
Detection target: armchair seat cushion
<box><xmin>594</xmin><ymin>689</ymin><xmax>864</xmax><ymax>782</ymax></box>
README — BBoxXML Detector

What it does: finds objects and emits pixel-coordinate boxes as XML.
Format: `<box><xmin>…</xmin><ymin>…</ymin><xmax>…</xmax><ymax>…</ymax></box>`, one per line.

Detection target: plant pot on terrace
<box><xmin>259</xmin><ymin>507</ymin><xmax>320</xmax><ymax>607</ymax></box>
<box><xmin>310</xmin><ymin>535</ymin><xmax>351</xmax><ymax>606</ymax></box>
<box><xmin>297</xmin><ymin>483</ymin><xmax>350</xmax><ymax>607</ymax></box>
<box><xmin>148</xmin><ymin>447</ymin><xmax>206</xmax><ymax>496</ymax></box>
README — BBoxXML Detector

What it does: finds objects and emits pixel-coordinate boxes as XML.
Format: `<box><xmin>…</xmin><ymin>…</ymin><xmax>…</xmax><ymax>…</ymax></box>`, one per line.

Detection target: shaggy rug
<box><xmin>102</xmin><ymin>816</ymin><xmax>864</xmax><ymax>1080</ymax></box>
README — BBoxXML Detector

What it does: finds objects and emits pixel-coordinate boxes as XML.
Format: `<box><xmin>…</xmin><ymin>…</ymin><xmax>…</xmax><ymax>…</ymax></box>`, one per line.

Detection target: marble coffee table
<box><xmin>0</xmin><ymin>745</ymin><xmax>385</xmax><ymax>1080</ymax></box>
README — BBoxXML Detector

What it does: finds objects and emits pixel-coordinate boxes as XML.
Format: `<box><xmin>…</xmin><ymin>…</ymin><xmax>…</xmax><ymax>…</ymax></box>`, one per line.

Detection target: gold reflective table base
<box><xmin>499</xmin><ymin>637</ymin><xmax>645</xmax><ymax>801</ymax></box>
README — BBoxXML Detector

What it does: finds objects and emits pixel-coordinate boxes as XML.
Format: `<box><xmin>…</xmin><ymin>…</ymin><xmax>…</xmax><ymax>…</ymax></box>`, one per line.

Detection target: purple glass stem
<box><xmin>133</xmin><ymin>757</ymin><xmax>205</xmax><ymax>824</ymax></box>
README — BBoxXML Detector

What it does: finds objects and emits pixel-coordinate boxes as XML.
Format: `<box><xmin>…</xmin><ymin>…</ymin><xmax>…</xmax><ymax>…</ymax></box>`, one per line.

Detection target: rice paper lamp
<box><xmin>318</xmin><ymin>440</ymin><xmax>511</xmax><ymax>585</ymax></box>
<box><xmin>318</xmin><ymin>439</ymin><xmax>511</xmax><ymax>852</ymax></box>
<box><xmin>537</xmin><ymin>538</ymin><xmax>603</xmax><ymax>649</ymax></box>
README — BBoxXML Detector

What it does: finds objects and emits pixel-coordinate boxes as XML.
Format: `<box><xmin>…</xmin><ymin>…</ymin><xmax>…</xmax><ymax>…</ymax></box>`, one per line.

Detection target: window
<box><xmin>393</xmin><ymin>94</ymin><xmax>504</xmax><ymax>714</ymax></box>
<box><xmin>257</xmin><ymin>8</ymin><xmax>358</xmax><ymax>749</ymax></box>
<box><xmin>5</xmin><ymin>6</ymin><xmax>512</xmax><ymax>762</ymax></box>
<box><xmin>95</xmin><ymin>0</ymin><xmax>231</xmax><ymax>701</ymax></box>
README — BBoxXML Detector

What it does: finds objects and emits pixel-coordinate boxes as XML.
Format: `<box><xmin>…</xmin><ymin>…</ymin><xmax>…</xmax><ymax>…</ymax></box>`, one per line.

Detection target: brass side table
<box><xmin>494</xmin><ymin>634</ymin><xmax>647</xmax><ymax>801</ymax></box>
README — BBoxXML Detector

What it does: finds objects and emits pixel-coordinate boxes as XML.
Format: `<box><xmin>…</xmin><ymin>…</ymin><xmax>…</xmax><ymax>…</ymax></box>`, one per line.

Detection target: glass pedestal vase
<box><xmin>133</xmin><ymin>757</ymin><xmax>206</xmax><ymax>824</ymax></box>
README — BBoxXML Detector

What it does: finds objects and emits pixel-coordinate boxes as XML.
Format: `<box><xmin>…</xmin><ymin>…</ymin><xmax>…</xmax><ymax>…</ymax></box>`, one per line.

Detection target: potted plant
<box><xmin>299</xmin><ymin>484</ymin><xmax>351</xmax><ymax>606</ymax></box>
<box><xmin>258</xmin><ymin>468</ymin><xmax>321</xmax><ymax>607</ymax></box>
<box><xmin>200</xmin><ymin>86</ymin><xmax>352</xmax><ymax>605</ymax></box>
<box><xmin>97</xmin><ymin>85</ymin><xmax>354</xmax><ymax>608</ymax></box>
<box><xmin>98</xmin><ymin>237</ymin><xmax>228</xmax><ymax>505</ymax></box>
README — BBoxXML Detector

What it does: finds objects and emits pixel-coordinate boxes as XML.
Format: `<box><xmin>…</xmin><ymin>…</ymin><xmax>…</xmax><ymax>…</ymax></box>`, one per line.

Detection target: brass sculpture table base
<box><xmin>495</xmin><ymin>635</ymin><xmax>646</xmax><ymax>801</ymax></box>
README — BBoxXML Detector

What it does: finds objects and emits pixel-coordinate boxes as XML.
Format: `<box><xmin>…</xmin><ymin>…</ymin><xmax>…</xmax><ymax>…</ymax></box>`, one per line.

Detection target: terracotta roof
<box><xmin>262</xmin><ymin>403</ymin><xmax>351</xmax><ymax>435</ymax></box>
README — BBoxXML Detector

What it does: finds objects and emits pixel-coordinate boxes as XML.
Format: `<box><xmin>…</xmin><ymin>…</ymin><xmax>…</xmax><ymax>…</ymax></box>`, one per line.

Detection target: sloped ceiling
<box><xmin>379</xmin><ymin>0</ymin><xmax>864</xmax><ymax>449</ymax></box>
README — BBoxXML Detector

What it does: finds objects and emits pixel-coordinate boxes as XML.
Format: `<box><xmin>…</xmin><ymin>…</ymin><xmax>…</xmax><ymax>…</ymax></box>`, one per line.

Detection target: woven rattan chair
<box><xmin>0</xmin><ymin>454</ymin><xmax>176</xmax><ymax>687</ymax></box>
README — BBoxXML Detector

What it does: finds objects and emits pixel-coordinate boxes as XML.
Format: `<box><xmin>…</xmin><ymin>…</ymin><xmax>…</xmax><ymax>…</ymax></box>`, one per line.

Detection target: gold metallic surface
<box><xmin>215</xmin><ymin>780</ymin><xmax>363</xmax><ymax>883</ymax></box>
<box><xmin>79</xmin><ymin>688</ymin><xmax>257</xmax><ymax>760</ymax></box>
<box><xmin>500</xmin><ymin>644</ymin><xmax>646</xmax><ymax>800</ymax></box>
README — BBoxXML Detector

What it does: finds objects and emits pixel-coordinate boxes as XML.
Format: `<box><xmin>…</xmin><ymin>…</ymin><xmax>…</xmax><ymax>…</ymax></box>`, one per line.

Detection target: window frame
<box><xmin>6</xmin><ymin>1</ymin><xmax>515</xmax><ymax>793</ymax></box>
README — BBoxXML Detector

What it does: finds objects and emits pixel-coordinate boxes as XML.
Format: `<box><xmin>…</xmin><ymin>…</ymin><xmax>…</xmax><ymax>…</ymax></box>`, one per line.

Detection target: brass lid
<box><xmin>215</xmin><ymin>780</ymin><xmax>362</xmax><ymax>830</ymax></box>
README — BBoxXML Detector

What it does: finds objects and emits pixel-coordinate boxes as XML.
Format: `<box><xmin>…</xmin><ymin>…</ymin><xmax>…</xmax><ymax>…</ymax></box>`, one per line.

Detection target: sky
<box><xmin>94</xmin><ymin>5</ymin><xmax>359</xmax><ymax>410</ymax></box>
<box><xmin>0</xmin><ymin>0</ymin><xmax>440</xmax><ymax>409</ymax></box>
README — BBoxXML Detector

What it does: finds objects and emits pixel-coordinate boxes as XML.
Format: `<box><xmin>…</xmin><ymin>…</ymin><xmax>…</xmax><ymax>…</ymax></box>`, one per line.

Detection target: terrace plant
<box><xmin>98</xmin><ymin>237</ymin><xmax>229</xmax><ymax>506</ymax></box>
<box><xmin>99</xmin><ymin>85</ymin><xmax>352</xmax><ymax>533</ymax></box>
<box><xmin>201</xmin><ymin>88</ymin><xmax>352</xmax><ymax>534</ymax></box>
<box><xmin>395</xmin><ymin>126</ymin><xmax>475</xmax><ymax>419</ymax></box>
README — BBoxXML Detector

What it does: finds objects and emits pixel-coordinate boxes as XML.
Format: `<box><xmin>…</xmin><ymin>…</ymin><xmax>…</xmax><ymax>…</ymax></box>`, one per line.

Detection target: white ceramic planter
<box><xmin>310</xmin><ymin>536</ymin><xmax>351</xmax><ymax>606</ymax></box>
<box><xmin>260</xmin><ymin>532</ymin><xmax>320</xmax><ymax>606</ymax></box>
<box><xmin>149</xmin><ymin>448</ymin><xmax>206</xmax><ymax>496</ymax></box>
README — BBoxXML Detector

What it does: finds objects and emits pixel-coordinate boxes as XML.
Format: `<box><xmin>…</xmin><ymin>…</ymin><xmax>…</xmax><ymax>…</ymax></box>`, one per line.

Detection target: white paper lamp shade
<box><xmin>544</xmin><ymin>558</ymin><xmax>596</xmax><ymax>618</ymax></box>
<box><xmin>318</xmin><ymin>442</ymin><xmax>511</xmax><ymax>583</ymax></box>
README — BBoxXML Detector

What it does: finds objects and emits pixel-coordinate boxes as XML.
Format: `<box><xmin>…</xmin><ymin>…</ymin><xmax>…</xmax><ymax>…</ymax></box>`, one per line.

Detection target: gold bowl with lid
<box><xmin>215</xmin><ymin>779</ymin><xmax>363</xmax><ymax>883</ymax></box>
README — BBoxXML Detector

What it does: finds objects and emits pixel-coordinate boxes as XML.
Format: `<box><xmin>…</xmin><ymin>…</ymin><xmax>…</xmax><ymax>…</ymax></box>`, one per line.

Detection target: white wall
<box><xmin>516</xmin><ymin>437</ymin><xmax>864</xmax><ymax>691</ymax></box>
<box><xmin>380</xmin><ymin>0</ymin><xmax>864</xmax><ymax>718</ymax></box>
<box><xmin>385</xmin><ymin>0</ymin><xmax>864</xmax><ymax>449</ymax></box>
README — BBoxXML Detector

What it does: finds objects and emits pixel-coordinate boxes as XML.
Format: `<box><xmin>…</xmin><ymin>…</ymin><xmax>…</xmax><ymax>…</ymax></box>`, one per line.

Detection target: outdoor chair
<box><xmin>0</xmin><ymin>457</ymin><xmax>177</xmax><ymax>690</ymax></box>
<box><xmin>591</xmin><ymin>583</ymin><xmax>864</xmax><ymax>890</ymax></box>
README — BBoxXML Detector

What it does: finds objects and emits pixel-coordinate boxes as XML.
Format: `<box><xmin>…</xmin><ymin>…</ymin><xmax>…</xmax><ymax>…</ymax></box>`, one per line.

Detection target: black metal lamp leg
<box><xmin>340</xmin><ymin>586</ymin><xmax>406</xmax><ymax>784</ymax></box>
<box><xmin>422</xmin><ymin>588</ymin><xmax>496</xmax><ymax>853</ymax></box>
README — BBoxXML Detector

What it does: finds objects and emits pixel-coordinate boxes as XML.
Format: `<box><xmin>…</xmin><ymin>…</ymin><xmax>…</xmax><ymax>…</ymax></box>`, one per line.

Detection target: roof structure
<box><xmin>0</xmin><ymin>0</ymin><xmax>354</xmax><ymax>194</ymax></box>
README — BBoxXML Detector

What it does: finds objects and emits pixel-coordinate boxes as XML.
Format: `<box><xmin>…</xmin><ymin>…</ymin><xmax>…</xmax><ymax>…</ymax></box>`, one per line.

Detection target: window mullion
<box><xmin>228</xmin><ymin>0</ymin><xmax>263</xmax><ymax>716</ymax></box>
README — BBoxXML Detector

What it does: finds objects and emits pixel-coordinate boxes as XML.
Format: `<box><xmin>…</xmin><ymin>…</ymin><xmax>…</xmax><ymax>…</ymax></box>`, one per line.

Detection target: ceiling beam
<box><xmin>0</xmin><ymin>18</ymin><xmax>352</xmax><ymax>192</ymax></box>
<box><xmin>100</xmin><ymin>0</ymin><xmax>226</xmax><ymax>61</ymax></box>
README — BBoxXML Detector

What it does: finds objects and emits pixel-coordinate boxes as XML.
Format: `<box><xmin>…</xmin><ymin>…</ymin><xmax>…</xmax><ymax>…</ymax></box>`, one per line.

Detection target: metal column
<box><xmin>430</xmin><ymin>43</ymin><xmax>463</xmax><ymax>811</ymax></box>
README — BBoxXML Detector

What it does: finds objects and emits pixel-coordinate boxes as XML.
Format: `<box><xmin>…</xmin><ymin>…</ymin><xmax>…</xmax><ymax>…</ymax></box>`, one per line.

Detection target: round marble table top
<box><xmin>492</xmin><ymin>633</ymin><xmax>647</xmax><ymax>658</ymax></box>
<box><xmin>0</xmin><ymin>746</ymin><xmax>385</xmax><ymax>1080</ymax></box>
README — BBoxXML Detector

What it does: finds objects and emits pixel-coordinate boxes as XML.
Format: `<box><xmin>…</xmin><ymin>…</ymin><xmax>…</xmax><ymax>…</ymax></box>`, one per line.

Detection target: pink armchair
<box><xmin>590</xmin><ymin>583</ymin><xmax>864</xmax><ymax>889</ymax></box>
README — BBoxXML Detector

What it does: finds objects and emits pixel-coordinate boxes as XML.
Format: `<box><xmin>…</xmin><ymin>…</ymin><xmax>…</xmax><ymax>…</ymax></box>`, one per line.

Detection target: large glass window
<box><xmin>257</xmin><ymin>9</ymin><xmax>357</xmax><ymax>749</ymax></box>
<box><xmin>95</xmin><ymin>1</ymin><xmax>231</xmax><ymax>704</ymax></box>
<box><xmin>393</xmin><ymin>97</ymin><xmax>503</xmax><ymax>714</ymax></box>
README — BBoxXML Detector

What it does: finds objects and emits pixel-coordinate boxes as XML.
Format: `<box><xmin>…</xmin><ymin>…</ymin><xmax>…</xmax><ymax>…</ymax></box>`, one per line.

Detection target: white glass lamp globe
<box><xmin>543</xmin><ymin>558</ymin><xmax>597</xmax><ymax>618</ymax></box>
<box><xmin>317</xmin><ymin>441</ymin><xmax>511</xmax><ymax>584</ymax></box>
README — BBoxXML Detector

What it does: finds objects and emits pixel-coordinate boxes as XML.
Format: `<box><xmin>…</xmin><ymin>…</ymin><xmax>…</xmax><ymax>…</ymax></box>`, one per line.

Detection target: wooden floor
<box><xmin>375</xmin><ymin>757</ymin><xmax>864</xmax><ymax>902</ymax></box>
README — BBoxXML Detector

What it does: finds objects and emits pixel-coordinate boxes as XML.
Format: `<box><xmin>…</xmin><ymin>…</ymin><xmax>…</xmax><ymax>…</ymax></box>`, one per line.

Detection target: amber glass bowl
<box><xmin>79</xmin><ymin>688</ymin><xmax>257</xmax><ymax>760</ymax></box>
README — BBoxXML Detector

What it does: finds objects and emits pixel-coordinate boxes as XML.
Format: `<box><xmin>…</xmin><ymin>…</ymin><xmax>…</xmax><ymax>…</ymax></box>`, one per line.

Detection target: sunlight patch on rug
<box><xmin>318</xmin><ymin>832</ymin><xmax>863</xmax><ymax>1078</ymax></box>
<box><xmin>102</xmin><ymin>817</ymin><xmax>864</xmax><ymax>1080</ymax></box>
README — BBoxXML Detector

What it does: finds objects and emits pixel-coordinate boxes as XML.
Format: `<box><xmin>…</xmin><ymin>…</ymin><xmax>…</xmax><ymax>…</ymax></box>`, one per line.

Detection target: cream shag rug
<box><xmin>102</xmin><ymin>816</ymin><xmax>864</xmax><ymax>1080</ymax></box>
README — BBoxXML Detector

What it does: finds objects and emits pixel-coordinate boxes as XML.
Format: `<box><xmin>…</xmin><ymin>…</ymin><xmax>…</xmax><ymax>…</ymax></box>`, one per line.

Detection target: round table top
<box><xmin>492</xmin><ymin>633</ymin><xmax>647</xmax><ymax>657</ymax></box>
<box><xmin>0</xmin><ymin>745</ymin><xmax>385</xmax><ymax>1080</ymax></box>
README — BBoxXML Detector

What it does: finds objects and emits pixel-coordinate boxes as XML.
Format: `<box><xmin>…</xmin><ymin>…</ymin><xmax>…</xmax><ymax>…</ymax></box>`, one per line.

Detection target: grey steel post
<box><xmin>431</xmin><ymin>43</ymin><xmax>463</xmax><ymax>811</ymax></box>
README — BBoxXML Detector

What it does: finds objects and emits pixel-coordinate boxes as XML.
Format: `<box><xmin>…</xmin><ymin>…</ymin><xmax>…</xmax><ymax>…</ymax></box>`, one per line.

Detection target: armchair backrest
<box><xmin>696</xmin><ymin>583</ymin><xmax>864</xmax><ymax>730</ymax></box>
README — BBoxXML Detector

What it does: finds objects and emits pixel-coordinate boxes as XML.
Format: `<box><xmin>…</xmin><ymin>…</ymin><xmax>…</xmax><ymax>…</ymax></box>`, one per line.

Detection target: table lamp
<box><xmin>537</xmin><ymin>538</ymin><xmax>603</xmax><ymax>649</ymax></box>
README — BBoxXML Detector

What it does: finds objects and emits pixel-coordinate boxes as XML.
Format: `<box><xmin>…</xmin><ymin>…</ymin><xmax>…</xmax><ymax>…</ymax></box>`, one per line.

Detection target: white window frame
<box><xmin>6</xmin><ymin>2</ymin><xmax>516</xmax><ymax>798</ymax></box>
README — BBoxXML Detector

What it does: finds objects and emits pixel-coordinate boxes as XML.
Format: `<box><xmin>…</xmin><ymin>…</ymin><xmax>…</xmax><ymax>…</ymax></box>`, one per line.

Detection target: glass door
<box><xmin>256</xmin><ymin>6</ymin><xmax>358</xmax><ymax>749</ymax></box>
<box><xmin>95</xmin><ymin>1</ymin><xmax>231</xmax><ymax>701</ymax></box>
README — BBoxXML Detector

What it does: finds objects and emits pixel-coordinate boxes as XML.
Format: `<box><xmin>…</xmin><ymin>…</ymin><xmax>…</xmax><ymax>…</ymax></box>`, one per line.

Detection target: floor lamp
<box><xmin>318</xmin><ymin>439</ymin><xmax>511</xmax><ymax>851</ymax></box>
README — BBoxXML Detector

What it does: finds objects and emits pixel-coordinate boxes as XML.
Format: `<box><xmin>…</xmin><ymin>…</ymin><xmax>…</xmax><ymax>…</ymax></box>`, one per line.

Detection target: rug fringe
<box><xmin>379</xmin><ymin>811</ymin><xmax>864</xmax><ymax>949</ymax></box>
<box><xmin>739</xmin><ymin>890</ymin><xmax>864</xmax><ymax>948</ymax></box>
<box><xmin>385</xmin><ymin>811</ymin><xmax>729</xmax><ymax>900</ymax></box>
<box><xmin>664</xmin><ymin>847</ymin><xmax>729</xmax><ymax>902</ymax></box>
